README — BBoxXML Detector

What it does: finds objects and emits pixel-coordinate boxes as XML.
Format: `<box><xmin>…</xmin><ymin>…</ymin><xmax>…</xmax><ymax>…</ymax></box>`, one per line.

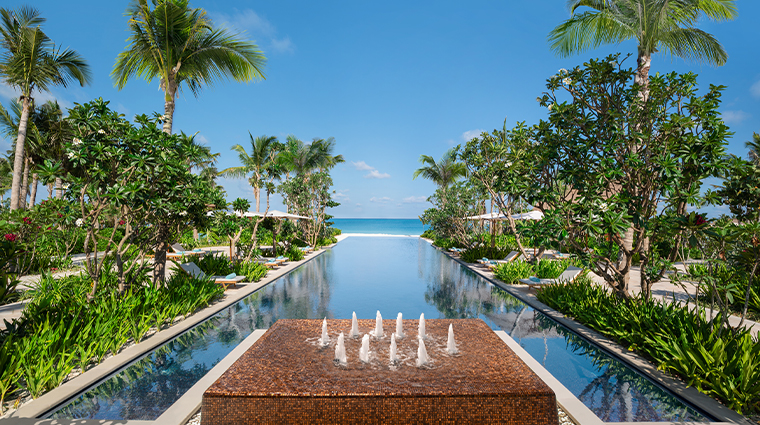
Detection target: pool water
<box><xmin>49</xmin><ymin>237</ymin><xmax>710</xmax><ymax>422</ymax></box>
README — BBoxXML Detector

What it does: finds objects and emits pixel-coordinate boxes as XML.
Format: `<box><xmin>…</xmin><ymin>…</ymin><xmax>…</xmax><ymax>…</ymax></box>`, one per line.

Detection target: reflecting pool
<box><xmin>50</xmin><ymin>237</ymin><xmax>710</xmax><ymax>422</ymax></box>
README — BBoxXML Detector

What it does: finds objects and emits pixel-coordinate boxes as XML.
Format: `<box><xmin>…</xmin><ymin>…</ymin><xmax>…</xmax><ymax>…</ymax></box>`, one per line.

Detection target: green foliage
<box><xmin>420</xmin><ymin>181</ymin><xmax>485</xmax><ymax>244</ymax></box>
<box><xmin>493</xmin><ymin>260</ymin><xmax>534</xmax><ymax>284</ymax></box>
<box><xmin>0</xmin><ymin>266</ymin><xmax>222</xmax><ymax>406</ymax></box>
<box><xmin>537</xmin><ymin>280</ymin><xmax>760</xmax><ymax>413</ymax></box>
<box><xmin>420</xmin><ymin>229</ymin><xmax>436</xmax><ymax>239</ymax></box>
<box><xmin>196</xmin><ymin>253</ymin><xmax>233</xmax><ymax>276</ymax></box>
<box><xmin>459</xmin><ymin>246</ymin><xmax>512</xmax><ymax>263</ymax></box>
<box><xmin>535</xmin><ymin>258</ymin><xmax>574</xmax><ymax>279</ymax></box>
<box><xmin>232</xmin><ymin>261</ymin><xmax>268</xmax><ymax>282</ymax></box>
<box><xmin>432</xmin><ymin>238</ymin><xmax>457</xmax><ymax>249</ymax></box>
<box><xmin>285</xmin><ymin>246</ymin><xmax>305</xmax><ymax>262</ymax></box>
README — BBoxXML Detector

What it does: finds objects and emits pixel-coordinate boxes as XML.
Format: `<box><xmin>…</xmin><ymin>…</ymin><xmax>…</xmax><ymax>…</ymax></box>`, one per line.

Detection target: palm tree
<box><xmin>548</xmin><ymin>0</ymin><xmax>737</xmax><ymax>99</ymax></box>
<box><xmin>412</xmin><ymin>148</ymin><xmax>467</xmax><ymax>195</ymax></box>
<box><xmin>747</xmin><ymin>133</ymin><xmax>760</xmax><ymax>166</ymax></box>
<box><xmin>0</xmin><ymin>6</ymin><xmax>91</xmax><ymax>210</ymax></box>
<box><xmin>311</xmin><ymin>137</ymin><xmax>345</xmax><ymax>172</ymax></box>
<box><xmin>219</xmin><ymin>134</ymin><xmax>280</xmax><ymax>212</ymax></box>
<box><xmin>112</xmin><ymin>0</ymin><xmax>267</xmax><ymax>134</ymax></box>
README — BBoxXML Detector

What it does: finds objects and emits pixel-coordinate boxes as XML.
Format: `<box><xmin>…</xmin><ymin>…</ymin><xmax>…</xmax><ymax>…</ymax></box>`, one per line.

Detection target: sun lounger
<box><xmin>167</xmin><ymin>243</ymin><xmax>206</xmax><ymax>259</ymax></box>
<box><xmin>256</xmin><ymin>256</ymin><xmax>279</xmax><ymax>268</ymax></box>
<box><xmin>179</xmin><ymin>262</ymin><xmax>246</xmax><ymax>290</ymax></box>
<box><xmin>518</xmin><ymin>266</ymin><xmax>584</xmax><ymax>289</ymax></box>
<box><xmin>485</xmin><ymin>251</ymin><xmax>525</xmax><ymax>270</ymax></box>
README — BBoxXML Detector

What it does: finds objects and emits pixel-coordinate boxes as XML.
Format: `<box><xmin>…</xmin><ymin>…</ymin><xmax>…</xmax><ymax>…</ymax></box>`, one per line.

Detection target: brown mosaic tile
<box><xmin>202</xmin><ymin>319</ymin><xmax>558</xmax><ymax>424</ymax></box>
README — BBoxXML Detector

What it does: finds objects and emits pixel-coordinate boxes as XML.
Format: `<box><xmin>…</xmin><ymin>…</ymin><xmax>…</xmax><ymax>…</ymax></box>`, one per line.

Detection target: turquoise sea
<box><xmin>331</xmin><ymin>218</ymin><xmax>428</xmax><ymax>235</ymax></box>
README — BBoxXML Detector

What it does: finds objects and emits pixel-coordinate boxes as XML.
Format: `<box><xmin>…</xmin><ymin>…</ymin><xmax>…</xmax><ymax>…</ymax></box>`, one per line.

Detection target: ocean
<box><xmin>331</xmin><ymin>218</ymin><xmax>428</xmax><ymax>235</ymax></box>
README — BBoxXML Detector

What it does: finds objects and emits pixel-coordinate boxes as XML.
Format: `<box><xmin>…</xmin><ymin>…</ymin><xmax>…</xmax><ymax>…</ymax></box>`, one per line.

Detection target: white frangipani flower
<box><xmin>98</xmin><ymin>129</ymin><xmax>106</xmax><ymax>134</ymax></box>
<box><xmin>559</xmin><ymin>68</ymin><xmax>568</xmax><ymax>74</ymax></box>
<box><xmin>62</xmin><ymin>183</ymin><xmax>70</xmax><ymax>189</ymax></box>
<box><xmin>179</xmin><ymin>211</ymin><xmax>188</xmax><ymax>216</ymax></box>
<box><xmin>547</xmin><ymin>103</ymin><xmax>554</xmax><ymax>111</ymax></box>
<box><xmin>67</xmin><ymin>152</ymin><xmax>76</xmax><ymax>159</ymax></box>
<box><xmin>563</xmin><ymin>77</ymin><xmax>572</xmax><ymax>85</ymax></box>
<box><xmin>75</xmin><ymin>218</ymin><xmax>84</xmax><ymax>227</ymax></box>
<box><xmin>72</xmin><ymin>138</ymin><xmax>82</xmax><ymax>146</ymax></box>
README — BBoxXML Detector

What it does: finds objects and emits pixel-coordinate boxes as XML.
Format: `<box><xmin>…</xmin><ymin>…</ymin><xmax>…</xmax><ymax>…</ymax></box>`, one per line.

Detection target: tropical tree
<box><xmin>747</xmin><ymin>133</ymin><xmax>760</xmax><ymax>166</ymax></box>
<box><xmin>219</xmin><ymin>134</ymin><xmax>280</xmax><ymax>212</ymax></box>
<box><xmin>0</xmin><ymin>6</ymin><xmax>91</xmax><ymax>210</ymax></box>
<box><xmin>412</xmin><ymin>148</ymin><xmax>467</xmax><ymax>203</ymax></box>
<box><xmin>548</xmin><ymin>0</ymin><xmax>737</xmax><ymax>99</ymax></box>
<box><xmin>112</xmin><ymin>0</ymin><xmax>267</xmax><ymax>134</ymax></box>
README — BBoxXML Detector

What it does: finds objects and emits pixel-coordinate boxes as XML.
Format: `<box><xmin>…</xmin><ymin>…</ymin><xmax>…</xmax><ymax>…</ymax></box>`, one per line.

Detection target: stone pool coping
<box><xmin>3</xmin><ymin>244</ymin><xmax>335</xmax><ymax>423</ymax></box>
<box><xmin>435</xmin><ymin>243</ymin><xmax>751</xmax><ymax>425</ymax></box>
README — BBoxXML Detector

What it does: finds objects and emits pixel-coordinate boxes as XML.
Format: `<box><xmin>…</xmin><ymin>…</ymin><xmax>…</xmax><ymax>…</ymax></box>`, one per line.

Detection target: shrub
<box><xmin>460</xmin><ymin>246</ymin><xmax>513</xmax><ymax>263</ymax></box>
<box><xmin>433</xmin><ymin>238</ymin><xmax>456</xmax><ymax>249</ymax></box>
<box><xmin>285</xmin><ymin>246</ymin><xmax>305</xmax><ymax>262</ymax></box>
<box><xmin>233</xmin><ymin>261</ymin><xmax>268</xmax><ymax>282</ymax></box>
<box><xmin>196</xmin><ymin>253</ymin><xmax>232</xmax><ymax>276</ymax></box>
<box><xmin>537</xmin><ymin>279</ymin><xmax>760</xmax><ymax>414</ymax></box>
<box><xmin>493</xmin><ymin>260</ymin><xmax>534</xmax><ymax>284</ymax></box>
<box><xmin>420</xmin><ymin>229</ymin><xmax>436</xmax><ymax>239</ymax></box>
<box><xmin>534</xmin><ymin>258</ymin><xmax>574</xmax><ymax>279</ymax></box>
<box><xmin>0</xmin><ymin>264</ymin><xmax>222</xmax><ymax>408</ymax></box>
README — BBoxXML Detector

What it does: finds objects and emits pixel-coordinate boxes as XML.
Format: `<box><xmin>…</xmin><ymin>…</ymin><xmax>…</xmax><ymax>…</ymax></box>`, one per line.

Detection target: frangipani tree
<box><xmin>532</xmin><ymin>56</ymin><xmax>730</xmax><ymax>299</ymax></box>
<box><xmin>0</xmin><ymin>6</ymin><xmax>91</xmax><ymax>210</ymax></box>
<box><xmin>112</xmin><ymin>0</ymin><xmax>267</xmax><ymax>134</ymax></box>
<box><xmin>42</xmin><ymin>98</ymin><xmax>223</xmax><ymax>294</ymax></box>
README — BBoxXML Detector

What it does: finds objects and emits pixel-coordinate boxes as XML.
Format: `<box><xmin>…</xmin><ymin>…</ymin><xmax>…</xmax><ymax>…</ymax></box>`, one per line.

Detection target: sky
<box><xmin>1</xmin><ymin>1</ymin><xmax>758</xmax><ymax>218</ymax></box>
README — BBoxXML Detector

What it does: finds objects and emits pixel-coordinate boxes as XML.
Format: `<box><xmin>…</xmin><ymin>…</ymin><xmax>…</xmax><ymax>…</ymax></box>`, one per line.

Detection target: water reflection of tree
<box><xmin>424</xmin><ymin>261</ymin><xmax>497</xmax><ymax>318</ymax></box>
<box><xmin>250</xmin><ymin>256</ymin><xmax>334</xmax><ymax>326</ymax></box>
<box><xmin>540</xmin><ymin>316</ymin><xmax>705</xmax><ymax>422</ymax></box>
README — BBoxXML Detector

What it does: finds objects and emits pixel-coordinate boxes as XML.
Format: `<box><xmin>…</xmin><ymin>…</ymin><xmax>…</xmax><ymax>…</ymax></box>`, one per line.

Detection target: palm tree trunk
<box><xmin>29</xmin><ymin>173</ymin><xmax>38</xmax><ymax>207</ymax></box>
<box><xmin>10</xmin><ymin>96</ymin><xmax>31</xmax><ymax>210</ymax></box>
<box><xmin>20</xmin><ymin>157</ymin><xmax>30</xmax><ymax>209</ymax></box>
<box><xmin>635</xmin><ymin>49</ymin><xmax>651</xmax><ymax>102</ymax></box>
<box><xmin>163</xmin><ymin>82</ymin><xmax>177</xmax><ymax>134</ymax></box>
<box><xmin>55</xmin><ymin>177</ymin><xmax>63</xmax><ymax>199</ymax></box>
<box><xmin>48</xmin><ymin>182</ymin><xmax>53</xmax><ymax>199</ymax></box>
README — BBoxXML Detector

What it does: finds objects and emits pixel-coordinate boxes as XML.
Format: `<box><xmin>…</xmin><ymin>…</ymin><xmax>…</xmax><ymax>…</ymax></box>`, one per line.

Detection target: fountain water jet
<box><xmin>335</xmin><ymin>332</ymin><xmax>347</xmax><ymax>365</ymax></box>
<box><xmin>320</xmin><ymin>318</ymin><xmax>330</xmax><ymax>347</ymax></box>
<box><xmin>359</xmin><ymin>334</ymin><xmax>370</xmax><ymax>363</ymax></box>
<box><xmin>395</xmin><ymin>313</ymin><xmax>404</xmax><ymax>338</ymax></box>
<box><xmin>349</xmin><ymin>312</ymin><xmax>359</xmax><ymax>338</ymax></box>
<box><xmin>418</xmin><ymin>313</ymin><xmax>426</xmax><ymax>340</ymax></box>
<box><xmin>389</xmin><ymin>333</ymin><xmax>398</xmax><ymax>364</ymax></box>
<box><xmin>372</xmin><ymin>311</ymin><xmax>384</xmax><ymax>338</ymax></box>
<box><xmin>447</xmin><ymin>324</ymin><xmax>458</xmax><ymax>355</ymax></box>
<box><xmin>416</xmin><ymin>336</ymin><xmax>429</xmax><ymax>367</ymax></box>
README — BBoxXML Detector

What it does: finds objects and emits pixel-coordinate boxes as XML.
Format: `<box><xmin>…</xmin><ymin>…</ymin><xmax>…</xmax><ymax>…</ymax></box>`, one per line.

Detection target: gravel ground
<box><xmin>185</xmin><ymin>404</ymin><xmax>578</xmax><ymax>424</ymax></box>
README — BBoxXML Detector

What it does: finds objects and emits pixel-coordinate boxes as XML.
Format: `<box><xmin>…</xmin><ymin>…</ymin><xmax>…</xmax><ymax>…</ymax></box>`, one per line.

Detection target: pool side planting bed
<box><xmin>536</xmin><ymin>279</ymin><xmax>760</xmax><ymax>416</ymax></box>
<box><xmin>0</xmin><ymin>263</ymin><xmax>230</xmax><ymax>414</ymax></box>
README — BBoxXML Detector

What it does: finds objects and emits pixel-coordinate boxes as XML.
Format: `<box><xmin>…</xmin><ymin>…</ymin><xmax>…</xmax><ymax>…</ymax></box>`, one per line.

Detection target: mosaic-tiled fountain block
<box><xmin>202</xmin><ymin>319</ymin><xmax>558</xmax><ymax>424</ymax></box>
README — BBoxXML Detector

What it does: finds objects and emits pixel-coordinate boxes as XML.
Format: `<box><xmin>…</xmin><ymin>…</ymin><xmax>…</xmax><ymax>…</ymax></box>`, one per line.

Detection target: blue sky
<box><xmin>2</xmin><ymin>1</ymin><xmax>758</xmax><ymax>218</ymax></box>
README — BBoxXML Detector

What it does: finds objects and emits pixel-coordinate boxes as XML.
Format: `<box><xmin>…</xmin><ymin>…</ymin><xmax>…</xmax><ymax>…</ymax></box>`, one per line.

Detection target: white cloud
<box><xmin>210</xmin><ymin>9</ymin><xmax>294</xmax><ymax>54</ymax></box>
<box><xmin>402</xmin><ymin>196</ymin><xmax>428</xmax><ymax>204</ymax></box>
<box><xmin>365</xmin><ymin>170</ymin><xmax>391</xmax><ymax>179</ymax></box>
<box><xmin>333</xmin><ymin>190</ymin><xmax>350</xmax><ymax>201</ymax></box>
<box><xmin>751</xmin><ymin>80</ymin><xmax>760</xmax><ymax>98</ymax></box>
<box><xmin>722</xmin><ymin>110</ymin><xmax>751</xmax><ymax>125</ymax></box>
<box><xmin>195</xmin><ymin>134</ymin><xmax>210</xmax><ymax>145</ymax></box>
<box><xmin>462</xmin><ymin>129</ymin><xmax>485</xmax><ymax>141</ymax></box>
<box><xmin>0</xmin><ymin>83</ymin><xmax>72</xmax><ymax>109</ymax></box>
<box><xmin>353</xmin><ymin>160</ymin><xmax>390</xmax><ymax>179</ymax></box>
<box><xmin>370</xmin><ymin>197</ymin><xmax>393</xmax><ymax>203</ymax></box>
<box><xmin>352</xmin><ymin>161</ymin><xmax>375</xmax><ymax>171</ymax></box>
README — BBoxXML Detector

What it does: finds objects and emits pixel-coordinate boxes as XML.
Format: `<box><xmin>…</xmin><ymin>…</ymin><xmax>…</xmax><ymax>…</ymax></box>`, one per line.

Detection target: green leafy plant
<box><xmin>285</xmin><ymin>246</ymin><xmax>305</xmax><ymax>262</ymax></box>
<box><xmin>537</xmin><ymin>279</ymin><xmax>760</xmax><ymax>414</ymax></box>
<box><xmin>459</xmin><ymin>246</ymin><xmax>512</xmax><ymax>264</ymax></box>
<box><xmin>232</xmin><ymin>261</ymin><xmax>268</xmax><ymax>282</ymax></box>
<box><xmin>493</xmin><ymin>260</ymin><xmax>534</xmax><ymax>284</ymax></box>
